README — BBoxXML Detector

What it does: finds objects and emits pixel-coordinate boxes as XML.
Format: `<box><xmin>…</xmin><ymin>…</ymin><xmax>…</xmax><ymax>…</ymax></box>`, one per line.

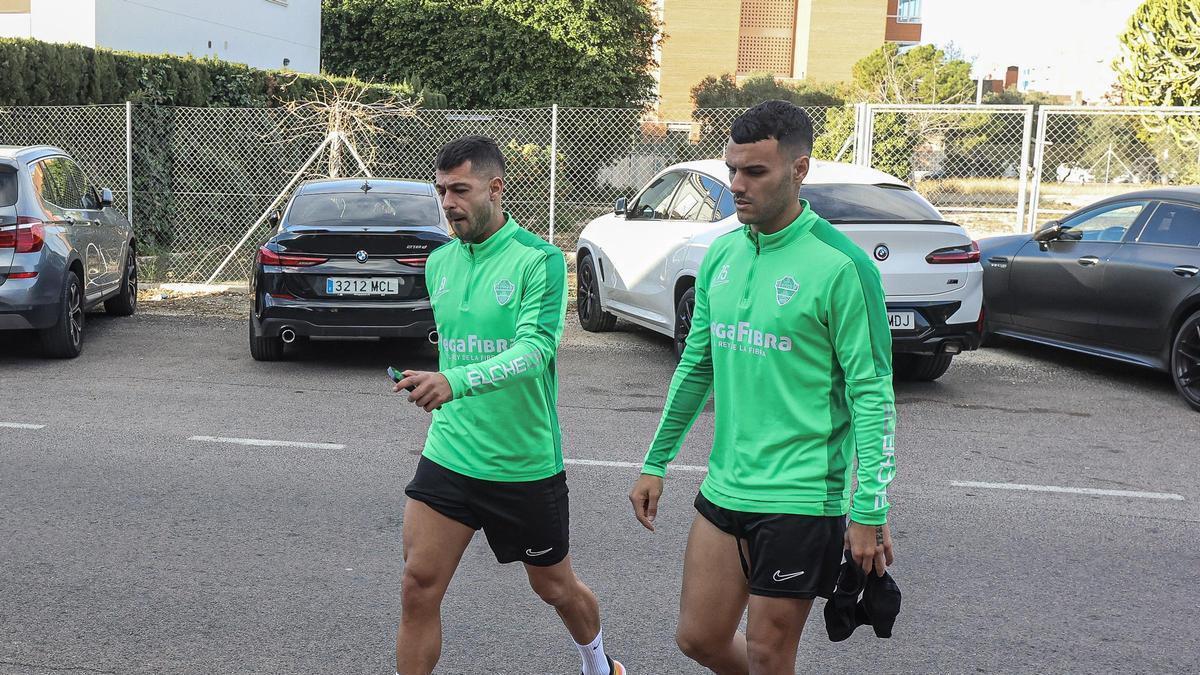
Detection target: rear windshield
<box><xmin>0</xmin><ymin>165</ymin><xmax>16</xmax><ymax>207</ymax></box>
<box><xmin>287</xmin><ymin>192</ymin><xmax>441</xmax><ymax>228</ymax></box>
<box><xmin>800</xmin><ymin>183</ymin><xmax>943</xmax><ymax>222</ymax></box>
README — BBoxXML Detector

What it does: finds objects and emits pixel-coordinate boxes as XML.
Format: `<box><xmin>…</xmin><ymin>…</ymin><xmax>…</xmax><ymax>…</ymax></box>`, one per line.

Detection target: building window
<box><xmin>896</xmin><ymin>0</ymin><xmax>921</xmax><ymax>23</ymax></box>
<box><xmin>737</xmin><ymin>0</ymin><xmax>796</xmax><ymax>77</ymax></box>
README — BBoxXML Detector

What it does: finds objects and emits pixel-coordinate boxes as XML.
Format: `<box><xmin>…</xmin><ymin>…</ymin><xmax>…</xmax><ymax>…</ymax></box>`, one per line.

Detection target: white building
<box><xmin>0</xmin><ymin>0</ymin><xmax>321</xmax><ymax>74</ymax></box>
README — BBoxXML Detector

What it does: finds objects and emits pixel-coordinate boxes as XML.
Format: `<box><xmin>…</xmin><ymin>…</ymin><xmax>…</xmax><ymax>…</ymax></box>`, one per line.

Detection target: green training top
<box><xmin>642</xmin><ymin>202</ymin><xmax>897</xmax><ymax>525</ymax></box>
<box><xmin>422</xmin><ymin>214</ymin><xmax>567</xmax><ymax>482</ymax></box>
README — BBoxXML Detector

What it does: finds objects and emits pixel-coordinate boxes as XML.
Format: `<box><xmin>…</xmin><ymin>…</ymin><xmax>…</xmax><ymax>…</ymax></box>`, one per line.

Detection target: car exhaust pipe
<box><xmin>943</xmin><ymin>341</ymin><xmax>961</xmax><ymax>355</ymax></box>
<box><xmin>281</xmin><ymin>328</ymin><xmax>297</xmax><ymax>344</ymax></box>
<box><xmin>427</xmin><ymin>329</ymin><xmax>439</xmax><ymax>345</ymax></box>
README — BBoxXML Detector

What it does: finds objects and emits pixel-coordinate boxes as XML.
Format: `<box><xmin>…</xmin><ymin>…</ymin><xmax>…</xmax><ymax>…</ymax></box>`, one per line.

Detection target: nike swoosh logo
<box><xmin>525</xmin><ymin>547</ymin><xmax>553</xmax><ymax>557</ymax></box>
<box><xmin>773</xmin><ymin>570</ymin><xmax>805</xmax><ymax>582</ymax></box>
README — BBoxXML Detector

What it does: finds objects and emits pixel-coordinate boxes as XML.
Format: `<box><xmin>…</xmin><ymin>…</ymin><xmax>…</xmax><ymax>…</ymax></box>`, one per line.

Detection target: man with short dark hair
<box><xmin>394</xmin><ymin>135</ymin><xmax>625</xmax><ymax>675</ymax></box>
<box><xmin>629</xmin><ymin>101</ymin><xmax>897</xmax><ymax>674</ymax></box>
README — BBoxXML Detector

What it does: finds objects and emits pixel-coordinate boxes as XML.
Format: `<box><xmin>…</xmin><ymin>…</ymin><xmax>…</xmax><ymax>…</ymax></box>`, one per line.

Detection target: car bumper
<box><xmin>255</xmin><ymin>295</ymin><xmax>437</xmax><ymax>339</ymax></box>
<box><xmin>888</xmin><ymin>300</ymin><xmax>982</xmax><ymax>356</ymax></box>
<box><xmin>0</xmin><ymin>273</ymin><xmax>61</xmax><ymax>330</ymax></box>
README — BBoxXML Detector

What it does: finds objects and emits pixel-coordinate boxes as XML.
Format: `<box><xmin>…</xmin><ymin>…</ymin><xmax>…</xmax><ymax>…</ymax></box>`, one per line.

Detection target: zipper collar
<box><xmin>743</xmin><ymin>200</ymin><xmax>817</xmax><ymax>252</ymax></box>
<box><xmin>459</xmin><ymin>212</ymin><xmax>518</xmax><ymax>261</ymax></box>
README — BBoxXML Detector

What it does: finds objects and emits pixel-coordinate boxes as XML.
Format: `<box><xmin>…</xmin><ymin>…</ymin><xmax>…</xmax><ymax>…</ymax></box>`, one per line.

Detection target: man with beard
<box><xmin>393</xmin><ymin>136</ymin><xmax>625</xmax><ymax>675</ymax></box>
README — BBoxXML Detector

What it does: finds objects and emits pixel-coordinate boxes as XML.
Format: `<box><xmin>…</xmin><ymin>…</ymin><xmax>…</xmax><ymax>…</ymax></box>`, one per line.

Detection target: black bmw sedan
<box><xmin>979</xmin><ymin>188</ymin><xmax>1200</xmax><ymax>411</ymax></box>
<box><xmin>249</xmin><ymin>178</ymin><xmax>451</xmax><ymax>361</ymax></box>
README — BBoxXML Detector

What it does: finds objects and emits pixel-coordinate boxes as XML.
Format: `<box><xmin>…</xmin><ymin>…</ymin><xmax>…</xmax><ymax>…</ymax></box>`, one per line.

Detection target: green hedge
<box><xmin>0</xmin><ymin>37</ymin><xmax>445</xmax><ymax>107</ymax></box>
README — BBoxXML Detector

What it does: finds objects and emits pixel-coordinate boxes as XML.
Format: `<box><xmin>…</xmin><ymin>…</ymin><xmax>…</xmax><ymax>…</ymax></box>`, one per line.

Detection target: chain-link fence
<box><xmin>859</xmin><ymin>104</ymin><xmax>1034</xmax><ymax>236</ymax></box>
<box><xmin>3</xmin><ymin>102</ymin><xmax>1199</xmax><ymax>282</ymax></box>
<box><xmin>1029</xmin><ymin>106</ymin><xmax>1200</xmax><ymax>231</ymax></box>
<box><xmin>0</xmin><ymin>104</ymin><xmax>129</xmax><ymax>216</ymax></box>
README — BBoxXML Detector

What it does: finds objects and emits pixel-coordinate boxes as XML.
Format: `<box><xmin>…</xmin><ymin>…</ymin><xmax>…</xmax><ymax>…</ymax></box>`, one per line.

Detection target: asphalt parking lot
<box><xmin>1</xmin><ymin>308</ymin><xmax>1198</xmax><ymax>674</ymax></box>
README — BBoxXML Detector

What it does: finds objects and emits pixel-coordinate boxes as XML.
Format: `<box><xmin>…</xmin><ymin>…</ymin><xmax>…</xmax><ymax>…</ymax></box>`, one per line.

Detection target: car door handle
<box><xmin>1077</xmin><ymin>256</ymin><xmax>1100</xmax><ymax>267</ymax></box>
<box><xmin>1174</xmin><ymin>265</ymin><xmax>1199</xmax><ymax>278</ymax></box>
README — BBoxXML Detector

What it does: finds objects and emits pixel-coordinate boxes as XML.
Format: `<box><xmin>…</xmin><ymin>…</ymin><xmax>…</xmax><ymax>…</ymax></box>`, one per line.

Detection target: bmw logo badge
<box><xmin>873</xmin><ymin>244</ymin><xmax>890</xmax><ymax>262</ymax></box>
<box><xmin>355</xmin><ymin>250</ymin><xmax>369</xmax><ymax>264</ymax></box>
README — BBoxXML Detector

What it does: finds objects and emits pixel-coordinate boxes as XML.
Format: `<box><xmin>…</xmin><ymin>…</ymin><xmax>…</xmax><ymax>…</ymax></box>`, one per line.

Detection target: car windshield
<box><xmin>287</xmin><ymin>192</ymin><xmax>441</xmax><ymax>228</ymax></box>
<box><xmin>800</xmin><ymin>183</ymin><xmax>944</xmax><ymax>222</ymax></box>
<box><xmin>0</xmin><ymin>165</ymin><xmax>16</xmax><ymax>207</ymax></box>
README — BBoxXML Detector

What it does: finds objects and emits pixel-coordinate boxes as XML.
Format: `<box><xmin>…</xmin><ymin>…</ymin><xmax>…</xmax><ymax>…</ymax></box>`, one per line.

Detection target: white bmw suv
<box><xmin>575</xmin><ymin>159</ymin><xmax>984</xmax><ymax>381</ymax></box>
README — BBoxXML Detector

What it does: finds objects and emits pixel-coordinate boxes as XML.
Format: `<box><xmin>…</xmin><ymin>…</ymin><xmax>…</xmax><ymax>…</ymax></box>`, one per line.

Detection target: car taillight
<box><xmin>0</xmin><ymin>218</ymin><xmax>45</xmax><ymax>253</ymax></box>
<box><xmin>258</xmin><ymin>246</ymin><xmax>327</xmax><ymax>267</ymax></box>
<box><xmin>8</xmin><ymin>271</ymin><xmax>37</xmax><ymax>279</ymax></box>
<box><xmin>926</xmin><ymin>240</ymin><xmax>980</xmax><ymax>264</ymax></box>
<box><xmin>394</xmin><ymin>255</ymin><xmax>428</xmax><ymax>267</ymax></box>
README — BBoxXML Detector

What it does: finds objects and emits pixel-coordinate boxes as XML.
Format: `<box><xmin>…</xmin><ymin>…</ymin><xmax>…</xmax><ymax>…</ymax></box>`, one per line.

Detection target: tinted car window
<box><xmin>1060</xmin><ymin>201</ymin><xmax>1147</xmax><ymax>242</ymax></box>
<box><xmin>0</xmin><ymin>166</ymin><xmax>16</xmax><ymax>207</ymax></box>
<box><xmin>669</xmin><ymin>173</ymin><xmax>717</xmax><ymax>221</ymax></box>
<box><xmin>287</xmin><ymin>193</ymin><xmax>441</xmax><ymax>228</ymax></box>
<box><xmin>68</xmin><ymin>160</ymin><xmax>99</xmax><ymax>210</ymax></box>
<box><xmin>36</xmin><ymin>158</ymin><xmax>81</xmax><ymax>209</ymax></box>
<box><xmin>1138</xmin><ymin>202</ymin><xmax>1200</xmax><ymax>248</ymax></box>
<box><xmin>628</xmin><ymin>172</ymin><xmax>684</xmax><ymax>220</ymax></box>
<box><xmin>799</xmin><ymin>183</ymin><xmax>943</xmax><ymax>221</ymax></box>
<box><xmin>714</xmin><ymin>188</ymin><xmax>736</xmax><ymax>221</ymax></box>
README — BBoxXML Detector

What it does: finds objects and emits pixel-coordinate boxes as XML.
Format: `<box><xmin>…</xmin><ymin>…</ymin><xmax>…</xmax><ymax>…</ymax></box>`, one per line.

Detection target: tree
<box><xmin>851</xmin><ymin>44</ymin><xmax>974</xmax><ymax>105</ymax></box>
<box><xmin>321</xmin><ymin>0</ymin><xmax>659</xmax><ymax>109</ymax></box>
<box><xmin>1114</xmin><ymin>0</ymin><xmax>1200</xmax><ymax>177</ymax></box>
<box><xmin>1115</xmin><ymin>0</ymin><xmax>1200</xmax><ymax>108</ymax></box>
<box><xmin>690</xmin><ymin>73</ymin><xmax>846</xmax><ymax>109</ymax></box>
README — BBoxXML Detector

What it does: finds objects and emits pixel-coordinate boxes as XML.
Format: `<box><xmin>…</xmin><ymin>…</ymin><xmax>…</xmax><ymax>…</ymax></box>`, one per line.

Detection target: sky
<box><xmin>920</xmin><ymin>0</ymin><xmax>1145</xmax><ymax>101</ymax></box>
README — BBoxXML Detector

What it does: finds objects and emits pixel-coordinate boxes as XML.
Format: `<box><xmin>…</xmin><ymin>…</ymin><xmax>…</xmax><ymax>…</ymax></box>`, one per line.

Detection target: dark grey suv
<box><xmin>0</xmin><ymin>146</ymin><xmax>137</xmax><ymax>357</ymax></box>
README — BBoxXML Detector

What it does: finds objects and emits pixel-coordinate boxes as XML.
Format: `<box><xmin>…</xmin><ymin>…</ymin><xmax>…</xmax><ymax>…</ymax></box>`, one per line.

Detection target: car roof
<box><xmin>1084</xmin><ymin>186</ymin><xmax>1200</xmax><ymax>206</ymax></box>
<box><xmin>296</xmin><ymin>178</ymin><xmax>435</xmax><ymax>196</ymax></box>
<box><xmin>0</xmin><ymin>145</ymin><xmax>67</xmax><ymax>162</ymax></box>
<box><xmin>672</xmin><ymin>158</ymin><xmax>909</xmax><ymax>187</ymax></box>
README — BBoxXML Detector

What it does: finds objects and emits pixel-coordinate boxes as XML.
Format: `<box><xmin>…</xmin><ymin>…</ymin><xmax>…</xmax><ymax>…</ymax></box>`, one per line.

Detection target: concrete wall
<box><xmin>24</xmin><ymin>0</ymin><xmax>96</xmax><ymax>47</ymax></box>
<box><xmin>0</xmin><ymin>0</ymin><xmax>320</xmax><ymax>73</ymax></box>
<box><xmin>658</xmin><ymin>0</ymin><xmax>741</xmax><ymax>120</ymax></box>
<box><xmin>798</xmin><ymin>0</ymin><xmax>887</xmax><ymax>83</ymax></box>
<box><xmin>94</xmin><ymin>0</ymin><xmax>320</xmax><ymax>73</ymax></box>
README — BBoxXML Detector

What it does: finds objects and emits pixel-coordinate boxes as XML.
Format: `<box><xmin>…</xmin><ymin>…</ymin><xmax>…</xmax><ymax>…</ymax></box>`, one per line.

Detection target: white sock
<box><xmin>576</xmin><ymin>627</ymin><xmax>611</xmax><ymax>675</ymax></box>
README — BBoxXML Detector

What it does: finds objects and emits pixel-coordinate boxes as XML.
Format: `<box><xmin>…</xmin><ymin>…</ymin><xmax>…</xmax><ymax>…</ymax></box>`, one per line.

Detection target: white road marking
<box><xmin>564</xmin><ymin>458</ymin><xmax>708</xmax><ymax>473</ymax></box>
<box><xmin>0</xmin><ymin>422</ymin><xmax>45</xmax><ymax>430</ymax></box>
<box><xmin>951</xmin><ymin>481</ymin><xmax>1184</xmax><ymax>501</ymax></box>
<box><xmin>187</xmin><ymin>436</ymin><xmax>345</xmax><ymax>450</ymax></box>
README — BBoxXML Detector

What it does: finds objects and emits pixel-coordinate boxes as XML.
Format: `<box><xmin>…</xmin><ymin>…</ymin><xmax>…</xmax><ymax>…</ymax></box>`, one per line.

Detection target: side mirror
<box><xmin>267</xmin><ymin>210</ymin><xmax>281</xmax><ymax>228</ymax></box>
<box><xmin>99</xmin><ymin>188</ymin><xmax>114</xmax><ymax>208</ymax></box>
<box><xmin>614</xmin><ymin>197</ymin><xmax>627</xmax><ymax>216</ymax></box>
<box><xmin>1033</xmin><ymin>221</ymin><xmax>1062</xmax><ymax>243</ymax></box>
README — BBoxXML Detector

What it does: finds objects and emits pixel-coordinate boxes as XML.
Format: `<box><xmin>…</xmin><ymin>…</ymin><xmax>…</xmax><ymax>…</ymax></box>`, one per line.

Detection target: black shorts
<box><xmin>694</xmin><ymin>492</ymin><xmax>845</xmax><ymax>599</ymax></box>
<box><xmin>404</xmin><ymin>456</ymin><xmax>570</xmax><ymax>567</ymax></box>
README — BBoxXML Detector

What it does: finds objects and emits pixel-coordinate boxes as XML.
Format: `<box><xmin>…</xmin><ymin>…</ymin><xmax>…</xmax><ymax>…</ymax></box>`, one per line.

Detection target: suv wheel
<box><xmin>577</xmin><ymin>254</ymin><xmax>616</xmax><ymax>332</ymax></box>
<box><xmin>40</xmin><ymin>272</ymin><xmax>84</xmax><ymax>359</ymax></box>
<box><xmin>104</xmin><ymin>248</ymin><xmax>137</xmax><ymax>316</ymax></box>
<box><xmin>894</xmin><ymin>353</ymin><xmax>953</xmax><ymax>382</ymax></box>
<box><xmin>674</xmin><ymin>287</ymin><xmax>695</xmax><ymax>361</ymax></box>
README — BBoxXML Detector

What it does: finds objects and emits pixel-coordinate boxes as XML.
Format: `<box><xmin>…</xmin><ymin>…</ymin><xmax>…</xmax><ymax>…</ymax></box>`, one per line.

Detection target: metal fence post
<box><xmin>548</xmin><ymin>104</ymin><xmax>558</xmax><ymax>247</ymax></box>
<box><xmin>852</xmin><ymin>103</ymin><xmax>869</xmax><ymax>166</ymax></box>
<box><xmin>125</xmin><ymin>101</ymin><xmax>133</xmax><ymax>225</ymax></box>
<box><xmin>1027</xmin><ymin>106</ymin><xmax>1050</xmax><ymax>232</ymax></box>
<box><xmin>1015</xmin><ymin>105</ymin><xmax>1035</xmax><ymax>232</ymax></box>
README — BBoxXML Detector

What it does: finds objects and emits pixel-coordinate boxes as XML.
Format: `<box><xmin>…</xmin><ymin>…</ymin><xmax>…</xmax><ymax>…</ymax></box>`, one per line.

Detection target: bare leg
<box><xmin>675</xmin><ymin>514</ymin><xmax>751</xmax><ymax>675</ymax></box>
<box><xmin>395</xmin><ymin>499</ymin><xmax>474</xmax><ymax>675</ymax></box>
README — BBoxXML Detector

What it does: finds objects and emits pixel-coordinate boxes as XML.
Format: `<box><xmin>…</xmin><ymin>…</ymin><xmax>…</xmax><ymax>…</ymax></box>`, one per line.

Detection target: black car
<box><xmin>979</xmin><ymin>188</ymin><xmax>1200</xmax><ymax>411</ymax></box>
<box><xmin>249</xmin><ymin>178</ymin><xmax>451</xmax><ymax>361</ymax></box>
